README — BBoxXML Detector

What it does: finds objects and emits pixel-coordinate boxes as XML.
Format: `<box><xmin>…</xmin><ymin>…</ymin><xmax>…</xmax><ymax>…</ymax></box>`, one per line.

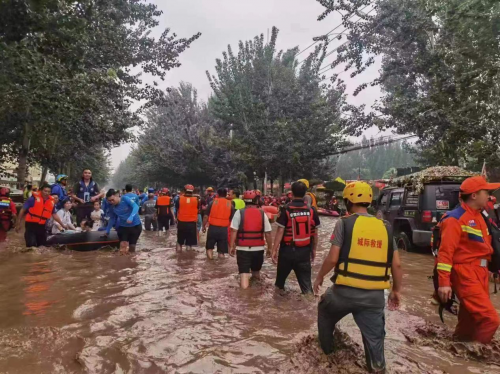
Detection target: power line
<box><xmin>296</xmin><ymin>4</ymin><xmax>372</xmax><ymax>57</ymax></box>
<box><xmin>331</xmin><ymin>134</ymin><xmax>417</xmax><ymax>156</ymax></box>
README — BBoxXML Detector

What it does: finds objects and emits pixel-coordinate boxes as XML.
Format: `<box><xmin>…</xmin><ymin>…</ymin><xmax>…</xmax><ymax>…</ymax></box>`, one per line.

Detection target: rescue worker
<box><xmin>175</xmin><ymin>184</ymin><xmax>199</xmax><ymax>252</ymax></box>
<box><xmin>72</xmin><ymin>169</ymin><xmax>104</xmax><ymax>225</ymax></box>
<box><xmin>437</xmin><ymin>176</ymin><xmax>500</xmax><ymax>343</ymax></box>
<box><xmin>156</xmin><ymin>188</ymin><xmax>173</xmax><ymax>236</ymax></box>
<box><xmin>51</xmin><ymin>174</ymin><xmax>68</xmax><ymax>210</ymax></box>
<box><xmin>142</xmin><ymin>191</ymin><xmax>158</xmax><ymax>231</ymax></box>
<box><xmin>271</xmin><ymin>181</ymin><xmax>320</xmax><ymax>294</ymax></box>
<box><xmin>229</xmin><ymin>190</ymin><xmax>273</xmax><ymax>289</ymax></box>
<box><xmin>313</xmin><ymin>181</ymin><xmax>402</xmax><ymax>373</ymax></box>
<box><xmin>15</xmin><ymin>184</ymin><xmax>68</xmax><ymax>247</ymax></box>
<box><xmin>228</xmin><ymin>189</ymin><xmax>246</xmax><ymax>210</ymax></box>
<box><xmin>202</xmin><ymin>188</ymin><xmax>235</xmax><ymax>259</ymax></box>
<box><xmin>124</xmin><ymin>184</ymin><xmax>140</xmax><ymax>206</ymax></box>
<box><xmin>0</xmin><ymin>186</ymin><xmax>17</xmax><ymax>242</ymax></box>
<box><xmin>298</xmin><ymin>179</ymin><xmax>318</xmax><ymax>209</ymax></box>
<box><xmin>104</xmin><ymin>188</ymin><xmax>142</xmax><ymax>255</ymax></box>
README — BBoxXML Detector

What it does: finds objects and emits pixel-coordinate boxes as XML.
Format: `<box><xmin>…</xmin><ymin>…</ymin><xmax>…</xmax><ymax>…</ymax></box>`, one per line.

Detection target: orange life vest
<box><xmin>177</xmin><ymin>195</ymin><xmax>199</xmax><ymax>222</ymax></box>
<box><xmin>237</xmin><ymin>206</ymin><xmax>265</xmax><ymax>247</ymax></box>
<box><xmin>283</xmin><ymin>202</ymin><xmax>314</xmax><ymax>247</ymax></box>
<box><xmin>208</xmin><ymin>198</ymin><xmax>232</xmax><ymax>227</ymax></box>
<box><xmin>25</xmin><ymin>192</ymin><xmax>55</xmax><ymax>225</ymax></box>
<box><xmin>157</xmin><ymin>196</ymin><xmax>171</xmax><ymax>206</ymax></box>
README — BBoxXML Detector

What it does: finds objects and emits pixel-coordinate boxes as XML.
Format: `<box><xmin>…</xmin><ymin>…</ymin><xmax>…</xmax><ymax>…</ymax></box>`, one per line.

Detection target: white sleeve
<box><xmin>230</xmin><ymin>210</ymin><xmax>241</xmax><ymax>230</ymax></box>
<box><xmin>263</xmin><ymin>214</ymin><xmax>272</xmax><ymax>232</ymax></box>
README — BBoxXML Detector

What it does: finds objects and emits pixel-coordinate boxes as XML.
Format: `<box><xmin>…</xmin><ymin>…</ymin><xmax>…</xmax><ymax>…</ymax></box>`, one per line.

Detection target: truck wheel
<box><xmin>396</xmin><ymin>232</ymin><xmax>415</xmax><ymax>252</ymax></box>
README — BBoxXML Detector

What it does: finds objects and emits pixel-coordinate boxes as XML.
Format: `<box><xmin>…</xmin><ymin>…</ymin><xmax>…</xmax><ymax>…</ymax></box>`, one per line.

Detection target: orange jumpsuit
<box><xmin>437</xmin><ymin>203</ymin><xmax>499</xmax><ymax>343</ymax></box>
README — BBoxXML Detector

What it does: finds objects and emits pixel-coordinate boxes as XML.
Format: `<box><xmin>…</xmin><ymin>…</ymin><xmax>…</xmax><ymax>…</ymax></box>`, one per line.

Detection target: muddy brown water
<box><xmin>0</xmin><ymin>217</ymin><xmax>499</xmax><ymax>373</ymax></box>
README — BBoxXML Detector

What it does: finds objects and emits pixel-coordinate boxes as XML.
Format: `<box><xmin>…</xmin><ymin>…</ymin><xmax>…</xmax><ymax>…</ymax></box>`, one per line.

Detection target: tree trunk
<box><xmin>41</xmin><ymin>166</ymin><xmax>48</xmax><ymax>185</ymax></box>
<box><xmin>17</xmin><ymin>123</ymin><xmax>31</xmax><ymax>188</ymax></box>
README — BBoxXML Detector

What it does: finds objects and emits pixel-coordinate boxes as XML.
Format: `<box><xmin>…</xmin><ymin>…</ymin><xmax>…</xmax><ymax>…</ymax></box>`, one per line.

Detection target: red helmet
<box><xmin>184</xmin><ymin>184</ymin><xmax>194</xmax><ymax>192</ymax></box>
<box><xmin>0</xmin><ymin>187</ymin><xmax>9</xmax><ymax>196</ymax></box>
<box><xmin>243</xmin><ymin>190</ymin><xmax>257</xmax><ymax>202</ymax></box>
<box><xmin>161</xmin><ymin>188</ymin><xmax>169</xmax><ymax>194</ymax></box>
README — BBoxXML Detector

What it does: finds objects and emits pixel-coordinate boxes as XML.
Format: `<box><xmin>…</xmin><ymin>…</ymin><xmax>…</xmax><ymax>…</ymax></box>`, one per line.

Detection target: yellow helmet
<box><xmin>343</xmin><ymin>181</ymin><xmax>373</xmax><ymax>204</ymax></box>
<box><xmin>297</xmin><ymin>179</ymin><xmax>310</xmax><ymax>189</ymax></box>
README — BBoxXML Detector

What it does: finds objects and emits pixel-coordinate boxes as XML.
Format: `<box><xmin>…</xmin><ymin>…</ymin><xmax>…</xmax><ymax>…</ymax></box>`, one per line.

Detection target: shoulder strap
<box><xmin>238</xmin><ymin>209</ymin><xmax>246</xmax><ymax>232</ymax></box>
<box><xmin>261</xmin><ymin>209</ymin><xmax>265</xmax><ymax>234</ymax></box>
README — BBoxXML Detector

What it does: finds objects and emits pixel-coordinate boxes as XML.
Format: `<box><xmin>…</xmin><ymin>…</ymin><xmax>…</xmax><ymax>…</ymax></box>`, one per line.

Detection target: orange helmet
<box><xmin>243</xmin><ymin>190</ymin><xmax>257</xmax><ymax>202</ymax></box>
<box><xmin>185</xmin><ymin>184</ymin><xmax>194</xmax><ymax>192</ymax></box>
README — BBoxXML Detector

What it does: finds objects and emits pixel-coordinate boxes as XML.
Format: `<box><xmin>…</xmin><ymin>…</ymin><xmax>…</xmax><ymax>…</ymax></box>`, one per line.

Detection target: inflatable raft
<box><xmin>262</xmin><ymin>206</ymin><xmax>279</xmax><ymax>222</ymax></box>
<box><xmin>317</xmin><ymin>208</ymin><xmax>340</xmax><ymax>217</ymax></box>
<box><xmin>47</xmin><ymin>231</ymin><xmax>120</xmax><ymax>252</ymax></box>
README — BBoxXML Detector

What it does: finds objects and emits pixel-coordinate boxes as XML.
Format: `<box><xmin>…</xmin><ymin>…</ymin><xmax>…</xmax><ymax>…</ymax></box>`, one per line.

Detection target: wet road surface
<box><xmin>0</xmin><ymin>217</ymin><xmax>499</xmax><ymax>373</ymax></box>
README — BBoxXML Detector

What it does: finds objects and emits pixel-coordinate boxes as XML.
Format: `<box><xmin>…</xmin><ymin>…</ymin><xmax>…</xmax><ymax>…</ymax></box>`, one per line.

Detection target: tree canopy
<box><xmin>114</xmin><ymin>27</ymin><xmax>350</xmax><ymax>190</ymax></box>
<box><xmin>317</xmin><ymin>0</ymin><xmax>500</xmax><ymax>174</ymax></box>
<box><xmin>0</xmin><ymin>0</ymin><xmax>200</xmax><ymax>185</ymax></box>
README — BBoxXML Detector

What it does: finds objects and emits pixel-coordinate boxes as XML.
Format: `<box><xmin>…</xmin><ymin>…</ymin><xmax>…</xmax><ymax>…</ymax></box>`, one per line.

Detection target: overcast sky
<box><xmin>110</xmin><ymin>0</ymin><xmax>384</xmax><ymax>170</ymax></box>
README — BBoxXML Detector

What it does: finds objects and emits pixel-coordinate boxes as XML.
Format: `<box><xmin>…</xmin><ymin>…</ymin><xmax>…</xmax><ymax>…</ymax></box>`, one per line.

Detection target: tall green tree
<box><xmin>0</xmin><ymin>0</ymin><xmax>200</xmax><ymax>183</ymax></box>
<box><xmin>207</xmin><ymin>26</ymin><xmax>349</xmax><ymax>185</ymax></box>
<box><xmin>317</xmin><ymin>0</ymin><xmax>500</xmax><ymax>171</ymax></box>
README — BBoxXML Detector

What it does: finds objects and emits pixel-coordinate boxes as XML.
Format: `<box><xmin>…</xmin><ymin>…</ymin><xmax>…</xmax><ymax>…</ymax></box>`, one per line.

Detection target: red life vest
<box><xmin>237</xmin><ymin>207</ymin><xmax>265</xmax><ymax>247</ymax></box>
<box><xmin>283</xmin><ymin>202</ymin><xmax>314</xmax><ymax>247</ymax></box>
<box><xmin>25</xmin><ymin>192</ymin><xmax>55</xmax><ymax>225</ymax></box>
<box><xmin>0</xmin><ymin>197</ymin><xmax>13</xmax><ymax>222</ymax></box>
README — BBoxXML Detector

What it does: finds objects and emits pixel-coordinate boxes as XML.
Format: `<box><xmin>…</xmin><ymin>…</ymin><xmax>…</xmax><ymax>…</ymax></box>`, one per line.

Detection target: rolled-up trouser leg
<box><xmin>352</xmin><ymin>307</ymin><xmax>386</xmax><ymax>372</ymax></box>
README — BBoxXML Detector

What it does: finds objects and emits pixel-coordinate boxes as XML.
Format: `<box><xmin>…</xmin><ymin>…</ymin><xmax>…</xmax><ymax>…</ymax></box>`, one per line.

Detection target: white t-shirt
<box><xmin>52</xmin><ymin>209</ymin><xmax>75</xmax><ymax>234</ymax></box>
<box><xmin>230</xmin><ymin>208</ymin><xmax>272</xmax><ymax>252</ymax></box>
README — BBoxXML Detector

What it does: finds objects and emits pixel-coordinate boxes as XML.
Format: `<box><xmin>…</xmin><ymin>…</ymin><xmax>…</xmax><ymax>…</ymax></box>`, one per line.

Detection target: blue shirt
<box><xmin>51</xmin><ymin>184</ymin><xmax>67</xmax><ymax>209</ymax></box>
<box><xmin>124</xmin><ymin>192</ymin><xmax>140</xmax><ymax>207</ymax></box>
<box><xmin>106</xmin><ymin>196</ymin><xmax>141</xmax><ymax>233</ymax></box>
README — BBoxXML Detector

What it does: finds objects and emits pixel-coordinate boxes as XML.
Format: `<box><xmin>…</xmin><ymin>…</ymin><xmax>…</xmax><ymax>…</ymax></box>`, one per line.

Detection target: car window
<box><xmin>380</xmin><ymin>193</ymin><xmax>388</xmax><ymax>206</ymax></box>
<box><xmin>390</xmin><ymin>192</ymin><xmax>402</xmax><ymax>207</ymax></box>
<box><xmin>404</xmin><ymin>190</ymin><xmax>419</xmax><ymax>206</ymax></box>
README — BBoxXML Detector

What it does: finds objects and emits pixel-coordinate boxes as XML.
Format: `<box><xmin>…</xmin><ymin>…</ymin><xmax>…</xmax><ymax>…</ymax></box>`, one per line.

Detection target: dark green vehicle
<box><xmin>374</xmin><ymin>182</ymin><xmax>461</xmax><ymax>252</ymax></box>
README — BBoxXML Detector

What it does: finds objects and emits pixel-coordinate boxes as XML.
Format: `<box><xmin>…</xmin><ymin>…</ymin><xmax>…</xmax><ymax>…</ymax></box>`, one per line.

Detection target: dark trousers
<box><xmin>144</xmin><ymin>215</ymin><xmax>157</xmax><ymax>231</ymax></box>
<box><xmin>25</xmin><ymin>221</ymin><xmax>47</xmax><ymax>247</ymax></box>
<box><xmin>76</xmin><ymin>205</ymin><xmax>93</xmax><ymax>225</ymax></box>
<box><xmin>318</xmin><ymin>286</ymin><xmax>386</xmax><ymax>372</ymax></box>
<box><xmin>275</xmin><ymin>245</ymin><xmax>312</xmax><ymax>294</ymax></box>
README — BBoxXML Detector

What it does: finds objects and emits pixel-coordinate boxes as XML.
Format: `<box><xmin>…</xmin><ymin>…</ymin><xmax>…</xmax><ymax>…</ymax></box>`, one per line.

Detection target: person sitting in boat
<box><xmin>80</xmin><ymin>218</ymin><xmax>92</xmax><ymax>232</ymax></box>
<box><xmin>52</xmin><ymin>199</ymin><xmax>76</xmax><ymax>234</ymax></box>
<box><xmin>90</xmin><ymin>201</ymin><xmax>104</xmax><ymax>231</ymax></box>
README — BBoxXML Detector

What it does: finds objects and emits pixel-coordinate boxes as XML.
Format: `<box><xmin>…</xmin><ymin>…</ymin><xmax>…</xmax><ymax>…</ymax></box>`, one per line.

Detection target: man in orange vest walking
<box><xmin>175</xmin><ymin>184</ymin><xmax>199</xmax><ymax>252</ymax></box>
<box><xmin>229</xmin><ymin>190</ymin><xmax>273</xmax><ymax>288</ymax></box>
<box><xmin>203</xmin><ymin>188</ymin><xmax>235</xmax><ymax>259</ymax></box>
<box><xmin>438</xmin><ymin>176</ymin><xmax>500</xmax><ymax>343</ymax></box>
<box><xmin>156</xmin><ymin>188</ymin><xmax>173</xmax><ymax>237</ymax></box>
<box><xmin>16</xmin><ymin>184</ymin><xmax>68</xmax><ymax>247</ymax></box>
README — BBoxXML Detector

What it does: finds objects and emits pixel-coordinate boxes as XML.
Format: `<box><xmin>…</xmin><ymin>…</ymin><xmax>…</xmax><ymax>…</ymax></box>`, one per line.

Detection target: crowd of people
<box><xmin>2</xmin><ymin>171</ymin><xmax>500</xmax><ymax>373</ymax></box>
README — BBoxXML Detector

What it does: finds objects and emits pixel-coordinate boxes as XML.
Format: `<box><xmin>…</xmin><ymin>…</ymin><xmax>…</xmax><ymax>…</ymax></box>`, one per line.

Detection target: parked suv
<box><xmin>374</xmin><ymin>182</ymin><xmax>461</xmax><ymax>252</ymax></box>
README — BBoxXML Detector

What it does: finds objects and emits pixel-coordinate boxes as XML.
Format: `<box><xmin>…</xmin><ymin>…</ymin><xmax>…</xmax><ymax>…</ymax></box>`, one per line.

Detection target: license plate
<box><xmin>436</xmin><ymin>200</ymin><xmax>449</xmax><ymax>210</ymax></box>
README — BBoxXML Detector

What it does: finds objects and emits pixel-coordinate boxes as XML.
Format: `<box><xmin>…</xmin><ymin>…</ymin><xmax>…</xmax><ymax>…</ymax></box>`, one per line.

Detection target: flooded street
<box><xmin>0</xmin><ymin>217</ymin><xmax>499</xmax><ymax>373</ymax></box>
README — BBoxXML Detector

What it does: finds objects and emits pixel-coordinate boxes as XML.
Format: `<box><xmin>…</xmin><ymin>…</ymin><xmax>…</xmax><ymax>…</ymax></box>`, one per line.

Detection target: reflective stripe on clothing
<box><xmin>437</xmin><ymin>263</ymin><xmax>452</xmax><ymax>272</ymax></box>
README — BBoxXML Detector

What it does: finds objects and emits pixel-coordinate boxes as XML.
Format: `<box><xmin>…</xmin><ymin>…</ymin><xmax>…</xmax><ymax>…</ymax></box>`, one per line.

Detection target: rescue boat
<box><xmin>47</xmin><ymin>231</ymin><xmax>120</xmax><ymax>251</ymax></box>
